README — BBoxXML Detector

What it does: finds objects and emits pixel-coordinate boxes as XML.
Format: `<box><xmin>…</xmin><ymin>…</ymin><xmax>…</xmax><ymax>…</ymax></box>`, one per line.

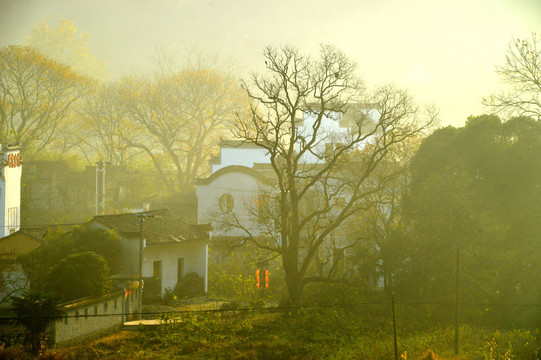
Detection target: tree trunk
<box><xmin>30</xmin><ymin>333</ymin><xmax>41</xmax><ymax>356</ymax></box>
<box><xmin>284</xmin><ymin>267</ymin><xmax>304</xmax><ymax>309</ymax></box>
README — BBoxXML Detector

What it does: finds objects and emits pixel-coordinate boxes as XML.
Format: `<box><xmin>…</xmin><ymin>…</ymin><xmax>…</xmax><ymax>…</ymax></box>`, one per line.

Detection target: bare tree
<box><xmin>220</xmin><ymin>45</ymin><xmax>436</xmax><ymax>306</ymax></box>
<box><xmin>0</xmin><ymin>254</ymin><xmax>29</xmax><ymax>307</ymax></box>
<box><xmin>77</xmin><ymin>82</ymin><xmax>138</xmax><ymax>166</ymax></box>
<box><xmin>120</xmin><ymin>67</ymin><xmax>243</xmax><ymax>193</ymax></box>
<box><xmin>0</xmin><ymin>46</ymin><xmax>87</xmax><ymax>156</ymax></box>
<box><xmin>485</xmin><ymin>33</ymin><xmax>541</xmax><ymax>119</ymax></box>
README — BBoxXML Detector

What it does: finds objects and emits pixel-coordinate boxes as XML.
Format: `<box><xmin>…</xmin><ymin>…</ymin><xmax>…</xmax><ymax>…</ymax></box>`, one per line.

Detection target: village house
<box><xmin>195</xmin><ymin>107</ymin><xmax>383</xmax><ymax>284</ymax></box>
<box><xmin>87</xmin><ymin>212</ymin><xmax>211</xmax><ymax>296</ymax></box>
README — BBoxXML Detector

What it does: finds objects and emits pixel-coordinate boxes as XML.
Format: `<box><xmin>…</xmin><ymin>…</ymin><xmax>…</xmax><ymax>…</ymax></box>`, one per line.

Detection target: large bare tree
<box><xmin>223</xmin><ymin>45</ymin><xmax>436</xmax><ymax>306</ymax></box>
<box><xmin>485</xmin><ymin>33</ymin><xmax>541</xmax><ymax>119</ymax></box>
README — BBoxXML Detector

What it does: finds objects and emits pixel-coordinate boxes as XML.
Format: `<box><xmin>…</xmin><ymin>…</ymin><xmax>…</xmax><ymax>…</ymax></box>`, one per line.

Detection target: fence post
<box><xmin>455</xmin><ymin>247</ymin><xmax>460</xmax><ymax>355</ymax></box>
<box><xmin>392</xmin><ymin>293</ymin><xmax>398</xmax><ymax>360</ymax></box>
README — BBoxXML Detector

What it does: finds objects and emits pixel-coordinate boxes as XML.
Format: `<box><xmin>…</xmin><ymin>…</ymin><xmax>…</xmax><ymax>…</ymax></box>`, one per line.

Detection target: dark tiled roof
<box><xmin>196</xmin><ymin>165</ymin><xmax>271</xmax><ymax>185</ymax></box>
<box><xmin>218</xmin><ymin>139</ymin><xmax>262</xmax><ymax>148</ymax></box>
<box><xmin>20</xmin><ymin>227</ymin><xmax>54</xmax><ymax>241</ymax></box>
<box><xmin>92</xmin><ymin>213</ymin><xmax>209</xmax><ymax>245</ymax></box>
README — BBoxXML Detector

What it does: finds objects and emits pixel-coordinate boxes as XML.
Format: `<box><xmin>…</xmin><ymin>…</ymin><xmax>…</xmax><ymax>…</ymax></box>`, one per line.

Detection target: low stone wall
<box><xmin>54</xmin><ymin>288</ymin><xmax>140</xmax><ymax>347</ymax></box>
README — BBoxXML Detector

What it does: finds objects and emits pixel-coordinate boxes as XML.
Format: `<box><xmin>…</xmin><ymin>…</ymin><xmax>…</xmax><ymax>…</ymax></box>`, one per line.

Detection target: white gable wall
<box><xmin>211</xmin><ymin>147</ymin><xmax>270</xmax><ymax>173</ymax></box>
<box><xmin>0</xmin><ymin>146</ymin><xmax>22</xmax><ymax>238</ymax></box>
<box><xmin>197</xmin><ymin>171</ymin><xmax>265</xmax><ymax>238</ymax></box>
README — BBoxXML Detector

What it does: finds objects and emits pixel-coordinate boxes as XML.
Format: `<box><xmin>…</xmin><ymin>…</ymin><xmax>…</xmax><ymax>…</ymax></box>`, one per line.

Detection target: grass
<box><xmin>7</xmin><ymin>308</ymin><xmax>541</xmax><ymax>359</ymax></box>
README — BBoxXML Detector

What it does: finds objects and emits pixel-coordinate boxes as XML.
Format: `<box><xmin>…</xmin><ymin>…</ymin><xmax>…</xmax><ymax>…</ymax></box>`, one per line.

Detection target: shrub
<box><xmin>175</xmin><ymin>273</ymin><xmax>204</xmax><ymax>299</ymax></box>
<box><xmin>220</xmin><ymin>301</ymin><xmax>240</xmax><ymax>311</ymax></box>
<box><xmin>45</xmin><ymin>252</ymin><xmax>110</xmax><ymax>302</ymax></box>
<box><xmin>142</xmin><ymin>277</ymin><xmax>161</xmax><ymax>304</ymax></box>
<box><xmin>11</xmin><ymin>291</ymin><xmax>63</xmax><ymax>356</ymax></box>
<box><xmin>162</xmin><ymin>287</ymin><xmax>177</xmax><ymax>306</ymax></box>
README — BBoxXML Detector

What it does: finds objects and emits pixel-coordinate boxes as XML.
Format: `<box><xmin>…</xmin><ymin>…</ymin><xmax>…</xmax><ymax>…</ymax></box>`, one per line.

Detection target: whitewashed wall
<box><xmin>0</xmin><ymin>147</ymin><xmax>22</xmax><ymax>238</ymax></box>
<box><xmin>196</xmin><ymin>170</ymin><xmax>267</xmax><ymax>238</ymax></box>
<box><xmin>297</xmin><ymin>110</ymin><xmax>380</xmax><ymax>164</ymax></box>
<box><xmin>143</xmin><ymin>241</ymin><xmax>208</xmax><ymax>293</ymax></box>
<box><xmin>211</xmin><ymin>146</ymin><xmax>270</xmax><ymax>173</ymax></box>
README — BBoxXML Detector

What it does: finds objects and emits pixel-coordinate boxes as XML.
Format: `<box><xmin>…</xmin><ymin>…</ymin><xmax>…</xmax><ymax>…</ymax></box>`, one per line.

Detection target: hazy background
<box><xmin>1</xmin><ymin>0</ymin><xmax>540</xmax><ymax>126</ymax></box>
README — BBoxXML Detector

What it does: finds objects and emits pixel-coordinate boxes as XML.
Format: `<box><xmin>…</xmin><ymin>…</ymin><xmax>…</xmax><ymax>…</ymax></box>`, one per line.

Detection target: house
<box><xmin>0</xmin><ymin>145</ymin><xmax>22</xmax><ymax>238</ymax></box>
<box><xmin>0</xmin><ymin>228</ymin><xmax>51</xmax><ymax>307</ymax></box>
<box><xmin>88</xmin><ymin>212</ymin><xmax>211</xmax><ymax>296</ymax></box>
<box><xmin>196</xmin><ymin>106</ymin><xmax>382</xmax><ymax>281</ymax></box>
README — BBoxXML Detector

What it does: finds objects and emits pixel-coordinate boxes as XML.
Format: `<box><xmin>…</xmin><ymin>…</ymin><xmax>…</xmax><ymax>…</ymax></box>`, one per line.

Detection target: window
<box><xmin>94</xmin><ymin>305</ymin><xmax>98</xmax><ymax>316</ymax></box>
<box><xmin>103</xmin><ymin>303</ymin><xmax>108</xmax><ymax>313</ymax></box>
<box><xmin>114</xmin><ymin>299</ymin><xmax>117</xmax><ymax>310</ymax></box>
<box><xmin>219</xmin><ymin>193</ymin><xmax>234</xmax><ymax>213</ymax></box>
<box><xmin>153</xmin><ymin>260</ymin><xmax>162</xmax><ymax>279</ymax></box>
<box><xmin>177</xmin><ymin>258</ymin><xmax>184</xmax><ymax>283</ymax></box>
<box><xmin>84</xmin><ymin>308</ymin><xmax>88</xmax><ymax>318</ymax></box>
<box><xmin>7</xmin><ymin>207</ymin><xmax>19</xmax><ymax>233</ymax></box>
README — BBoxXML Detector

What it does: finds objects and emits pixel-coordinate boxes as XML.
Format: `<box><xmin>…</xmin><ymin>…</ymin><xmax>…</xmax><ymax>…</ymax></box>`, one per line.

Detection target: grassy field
<box><xmin>33</xmin><ymin>308</ymin><xmax>537</xmax><ymax>360</ymax></box>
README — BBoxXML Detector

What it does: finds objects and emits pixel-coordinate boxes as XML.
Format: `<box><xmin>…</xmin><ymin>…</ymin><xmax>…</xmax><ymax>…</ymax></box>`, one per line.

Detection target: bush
<box><xmin>175</xmin><ymin>273</ymin><xmax>204</xmax><ymax>299</ymax></box>
<box><xmin>142</xmin><ymin>277</ymin><xmax>161</xmax><ymax>304</ymax></box>
<box><xmin>45</xmin><ymin>252</ymin><xmax>110</xmax><ymax>302</ymax></box>
<box><xmin>220</xmin><ymin>301</ymin><xmax>240</xmax><ymax>311</ymax></box>
<box><xmin>20</xmin><ymin>226</ymin><xmax>123</xmax><ymax>292</ymax></box>
<box><xmin>162</xmin><ymin>287</ymin><xmax>177</xmax><ymax>306</ymax></box>
<box><xmin>0</xmin><ymin>345</ymin><xmax>33</xmax><ymax>360</ymax></box>
<box><xmin>11</xmin><ymin>291</ymin><xmax>63</xmax><ymax>356</ymax></box>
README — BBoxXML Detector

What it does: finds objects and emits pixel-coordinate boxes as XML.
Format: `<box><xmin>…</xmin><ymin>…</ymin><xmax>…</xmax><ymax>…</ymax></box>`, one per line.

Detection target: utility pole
<box><xmin>95</xmin><ymin>161</ymin><xmax>111</xmax><ymax>215</ymax></box>
<box><xmin>137</xmin><ymin>213</ymin><xmax>153</xmax><ymax>319</ymax></box>
<box><xmin>95</xmin><ymin>161</ymin><xmax>101</xmax><ymax>215</ymax></box>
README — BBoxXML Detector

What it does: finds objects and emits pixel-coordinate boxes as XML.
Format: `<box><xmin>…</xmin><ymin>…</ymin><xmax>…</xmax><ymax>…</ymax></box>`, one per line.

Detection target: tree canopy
<box><xmin>400</xmin><ymin>114</ymin><xmax>541</xmax><ymax>326</ymax></box>
<box><xmin>26</xmin><ymin>19</ymin><xmax>107</xmax><ymax>80</ymax></box>
<box><xmin>0</xmin><ymin>46</ymin><xmax>88</xmax><ymax>155</ymax></box>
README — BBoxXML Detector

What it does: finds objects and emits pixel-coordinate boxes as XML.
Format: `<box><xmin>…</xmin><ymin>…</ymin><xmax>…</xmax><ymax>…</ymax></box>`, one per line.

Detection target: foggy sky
<box><xmin>1</xmin><ymin>0</ymin><xmax>540</xmax><ymax>126</ymax></box>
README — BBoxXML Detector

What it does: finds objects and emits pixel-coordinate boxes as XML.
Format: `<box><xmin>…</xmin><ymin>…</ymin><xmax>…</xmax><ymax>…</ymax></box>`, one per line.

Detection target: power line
<box><xmin>0</xmin><ymin>222</ymin><xmax>85</xmax><ymax>229</ymax></box>
<box><xmin>1</xmin><ymin>300</ymin><xmax>541</xmax><ymax>321</ymax></box>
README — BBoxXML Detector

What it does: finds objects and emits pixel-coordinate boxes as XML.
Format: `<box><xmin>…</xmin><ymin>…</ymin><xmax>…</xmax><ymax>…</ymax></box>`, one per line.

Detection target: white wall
<box><xmin>196</xmin><ymin>170</ymin><xmax>268</xmax><ymax>238</ymax></box>
<box><xmin>297</xmin><ymin>110</ymin><xmax>380</xmax><ymax>164</ymax></box>
<box><xmin>143</xmin><ymin>241</ymin><xmax>207</xmax><ymax>293</ymax></box>
<box><xmin>212</xmin><ymin>147</ymin><xmax>270</xmax><ymax>173</ymax></box>
<box><xmin>0</xmin><ymin>146</ymin><xmax>22</xmax><ymax>238</ymax></box>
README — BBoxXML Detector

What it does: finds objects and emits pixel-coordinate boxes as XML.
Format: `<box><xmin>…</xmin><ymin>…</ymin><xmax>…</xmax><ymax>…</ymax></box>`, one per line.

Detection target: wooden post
<box><xmin>455</xmin><ymin>247</ymin><xmax>459</xmax><ymax>355</ymax></box>
<box><xmin>392</xmin><ymin>293</ymin><xmax>398</xmax><ymax>360</ymax></box>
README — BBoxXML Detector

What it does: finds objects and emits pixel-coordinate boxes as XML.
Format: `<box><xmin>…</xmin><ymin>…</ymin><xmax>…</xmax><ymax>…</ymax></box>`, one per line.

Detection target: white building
<box><xmin>197</xmin><ymin>106</ymin><xmax>379</xmax><ymax>237</ymax></box>
<box><xmin>89</xmin><ymin>213</ymin><xmax>211</xmax><ymax>295</ymax></box>
<box><xmin>0</xmin><ymin>145</ymin><xmax>22</xmax><ymax>238</ymax></box>
<box><xmin>210</xmin><ymin>140</ymin><xmax>271</xmax><ymax>173</ymax></box>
